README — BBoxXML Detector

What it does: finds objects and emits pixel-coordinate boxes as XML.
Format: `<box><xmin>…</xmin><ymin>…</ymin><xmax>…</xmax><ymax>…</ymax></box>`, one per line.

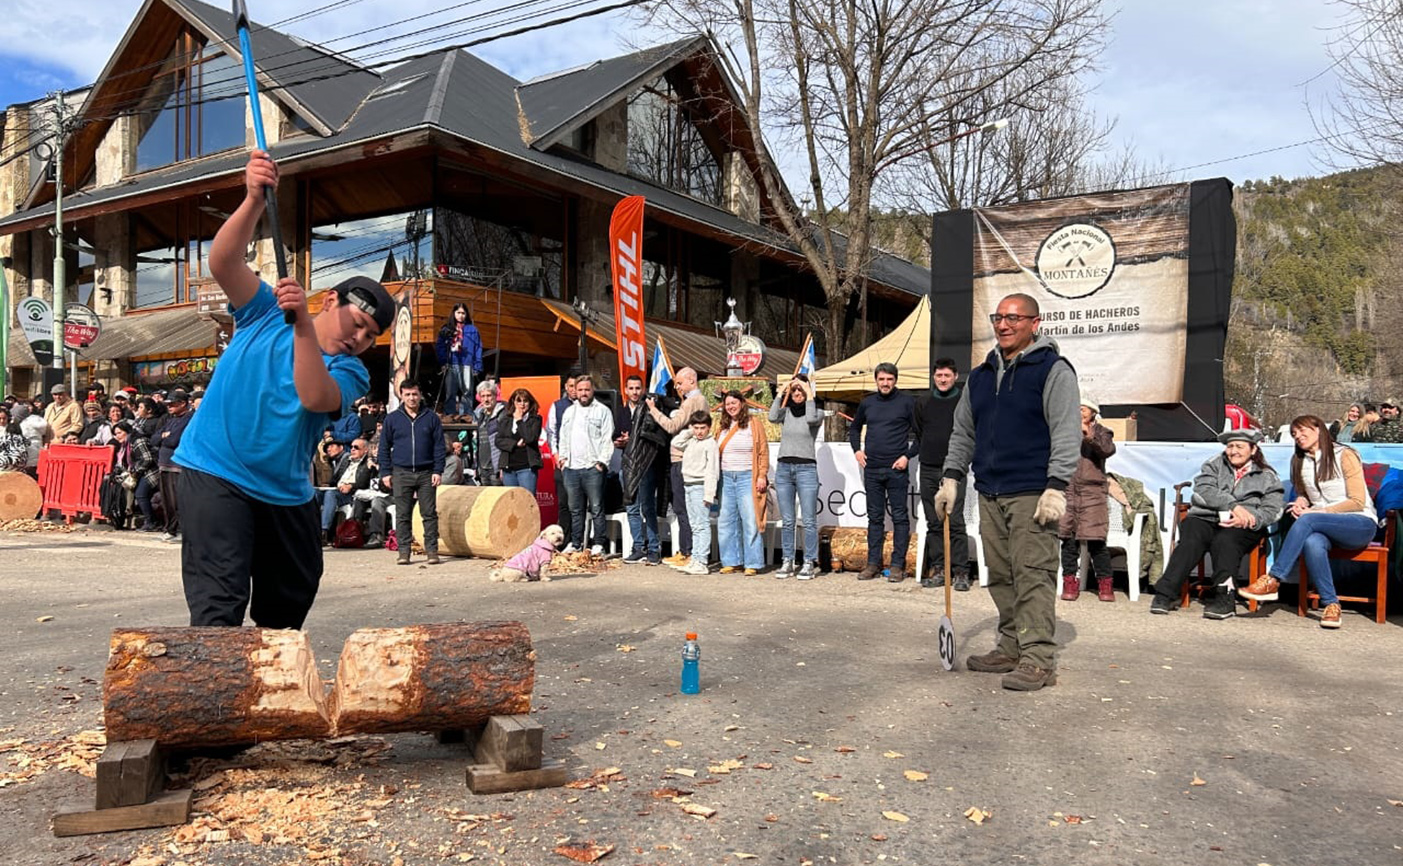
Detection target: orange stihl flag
<box><xmin>610</xmin><ymin>195</ymin><xmax>647</xmax><ymax>389</ymax></box>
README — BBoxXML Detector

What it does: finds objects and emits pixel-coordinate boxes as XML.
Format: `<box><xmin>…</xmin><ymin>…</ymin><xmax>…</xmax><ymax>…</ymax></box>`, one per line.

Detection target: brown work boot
<box><xmin>1097</xmin><ymin>576</ymin><xmax>1115</xmax><ymax>602</ymax></box>
<box><xmin>965</xmin><ymin>649</ymin><xmax>1019</xmax><ymax>673</ymax></box>
<box><xmin>1237</xmin><ymin>575</ymin><xmax>1280</xmax><ymax>601</ymax></box>
<box><xmin>886</xmin><ymin>567</ymin><xmax>906</xmax><ymax>583</ymax></box>
<box><xmin>857</xmin><ymin>563</ymin><xmax>882</xmax><ymax>581</ymax></box>
<box><xmin>426</xmin><ymin>551</ymin><xmax>441</xmax><ymax>565</ymax></box>
<box><xmin>1320</xmin><ymin>602</ymin><xmax>1342</xmax><ymax>629</ymax></box>
<box><xmin>397</xmin><ymin>551</ymin><xmax>411</xmax><ymax>566</ymax></box>
<box><xmin>1060</xmin><ymin>574</ymin><xmax>1079</xmax><ymax>601</ymax></box>
<box><xmin>1002</xmin><ymin>662</ymin><xmax>1058</xmax><ymax>691</ymax></box>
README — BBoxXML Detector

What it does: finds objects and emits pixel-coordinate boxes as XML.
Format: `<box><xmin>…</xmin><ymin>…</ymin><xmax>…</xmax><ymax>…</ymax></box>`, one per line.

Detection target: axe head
<box><xmin>233</xmin><ymin>0</ymin><xmax>250</xmax><ymax>29</ymax></box>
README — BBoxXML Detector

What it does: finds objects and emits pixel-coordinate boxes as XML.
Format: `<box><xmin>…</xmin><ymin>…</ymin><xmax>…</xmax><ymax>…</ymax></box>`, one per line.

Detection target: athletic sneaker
<box><xmin>589</xmin><ymin>544</ymin><xmax>605</xmax><ymax>556</ymax></box>
<box><xmin>1202</xmin><ymin>587</ymin><xmax>1236</xmax><ymax>620</ymax></box>
<box><xmin>775</xmin><ymin>559</ymin><xmax>795</xmax><ymax>579</ymax></box>
<box><xmin>645</xmin><ymin>555</ymin><xmax>662</xmax><ymax>566</ymax></box>
<box><xmin>1149</xmin><ymin>593</ymin><xmax>1175</xmax><ymax>615</ymax></box>
<box><xmin>683</xmin><ymin>560</ymin><xmax>710</xmax><ymax>576</ymax></box>
<box><xmin>563</xmin><ymin>544</ymin><xmax>578</xmax><ymax>554</ymax></box>
<box><xmin>623</xmin><ymin>550</ymin><xmax>647</xmax><ymax>564</ymax></box>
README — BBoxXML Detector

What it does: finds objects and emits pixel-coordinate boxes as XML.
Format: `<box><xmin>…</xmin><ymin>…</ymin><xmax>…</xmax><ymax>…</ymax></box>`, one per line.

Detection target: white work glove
<box><xmin>933</xmin><ymin>478</ymin><xmax>959</xmax><ymax>519</ymax></box>
<box><xmin>1033</xmin><ymin>488</ymin><xmax>1066</xmax><ymax>525</ymax></box>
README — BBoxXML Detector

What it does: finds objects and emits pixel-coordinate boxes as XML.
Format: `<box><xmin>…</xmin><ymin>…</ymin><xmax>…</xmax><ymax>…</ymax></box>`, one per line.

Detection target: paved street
<box><xmin>1</xmin><ymin>527</ymin><xmax>1400</xmax><ymax>866</ymax></box>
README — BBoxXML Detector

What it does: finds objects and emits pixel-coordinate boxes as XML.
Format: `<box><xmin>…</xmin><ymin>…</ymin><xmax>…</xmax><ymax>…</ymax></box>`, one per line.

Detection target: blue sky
<box><xmin>0</xmin><ymin>0</ymin><xmax>1359</xmax><ymax>186</ymax></box>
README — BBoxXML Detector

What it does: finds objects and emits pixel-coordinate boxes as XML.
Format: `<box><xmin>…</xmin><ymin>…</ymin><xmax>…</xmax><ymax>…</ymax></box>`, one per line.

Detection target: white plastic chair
<box><xmin>1075</xmin><ymin>495</ymin><xmax>1148</xmax><ymax>600</ymax></box>
<box><xmin>913</xmin><ymin>477</ymin><xmax>986</xmax><ymax>585</ymax></box>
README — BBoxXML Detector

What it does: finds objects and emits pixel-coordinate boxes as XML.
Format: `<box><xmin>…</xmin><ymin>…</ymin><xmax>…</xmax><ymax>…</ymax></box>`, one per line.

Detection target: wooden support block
<box><xmin>465</xmin><ymin>758</ymin><xmax>566</xmax><ymax>795</ymax></box>
<box><xmin>95</xmin><ymin>739</ymin><xmax>164</xmax><ymax>809</ymax></box>
<box><xmin>473</xmin><ymin>715</ymin><xmax>543</xmax><ymax>772</ymax></box>
<box><xmin>52</xmin><ymin>788</ymin><xmax>193</xmax><ymax>837</ymax></box>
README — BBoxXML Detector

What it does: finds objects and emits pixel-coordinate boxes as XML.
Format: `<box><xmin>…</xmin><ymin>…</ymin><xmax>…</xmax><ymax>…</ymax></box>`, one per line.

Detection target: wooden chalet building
<box><xmin>0</xmin><ymin>0</ymin><xmax>927</xmax><ymax>399</ymax></box>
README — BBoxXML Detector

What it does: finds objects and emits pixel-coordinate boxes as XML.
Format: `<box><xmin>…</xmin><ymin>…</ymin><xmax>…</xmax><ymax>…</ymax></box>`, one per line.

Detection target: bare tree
<box><xmin>1315</xmin><ymin>0</ymin><xmax>1403</xmax><ymax>167</ymax></box>
<box><xmin>640</xmin><ymin>0</ymin><xmax>1106</xmax><ymax>356</ymax></box>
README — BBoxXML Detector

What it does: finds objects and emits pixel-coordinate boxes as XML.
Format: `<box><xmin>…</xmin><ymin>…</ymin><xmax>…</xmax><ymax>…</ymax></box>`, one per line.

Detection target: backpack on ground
<box><xmin>333</xmin><ymin>518</ymin><xmax>365</xmax><ymax>549</ymax></box>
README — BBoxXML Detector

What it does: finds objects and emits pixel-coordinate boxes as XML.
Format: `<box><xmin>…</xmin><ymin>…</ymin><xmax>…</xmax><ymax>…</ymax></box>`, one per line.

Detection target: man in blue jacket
<box><xmin>849</xmin><ymin>362</ymin><xmax>919</xmax><ymax>582</ymax></box>
<box><xmin>379</xmin><ymin>380</ymin><xmax>446</xmax><ymax>565</ymax></box>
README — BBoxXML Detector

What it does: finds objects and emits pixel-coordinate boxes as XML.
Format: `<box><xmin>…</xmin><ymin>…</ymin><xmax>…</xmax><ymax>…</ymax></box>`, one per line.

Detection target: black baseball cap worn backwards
<box><xmin>332</xmin><ymin>276</ymin><xmax>396</xmax><ymax>335</ymax></box>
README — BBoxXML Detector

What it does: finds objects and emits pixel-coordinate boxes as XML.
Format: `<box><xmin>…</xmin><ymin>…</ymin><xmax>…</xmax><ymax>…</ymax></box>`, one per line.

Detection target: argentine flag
<box><xmin>649</xmin><ymin>336</ymin><xmax>674</xmax><ymax>395</ymax></box>
<box><xmin>796</xmin><ymin>334</ymin><xmax>817</xmax><ymax>378</ymax></box>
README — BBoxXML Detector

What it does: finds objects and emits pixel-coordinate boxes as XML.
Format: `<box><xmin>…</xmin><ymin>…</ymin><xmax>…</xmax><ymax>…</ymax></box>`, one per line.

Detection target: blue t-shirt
<box><xmin>175</xmin><ymin>283</ymin><xmax>369</xmax><ymax>506</ymax></box>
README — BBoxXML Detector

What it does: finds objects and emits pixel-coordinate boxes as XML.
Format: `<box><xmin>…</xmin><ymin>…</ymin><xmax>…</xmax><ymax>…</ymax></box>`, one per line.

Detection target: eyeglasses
<box><xmin>989</xmin><ymin>313</ymin><xmax>1036</xmax><ymax>325</ymax></box>
<box><xmin>514</xmin><ymin>397</ymin><xmax>530</xmax><ymax>403</ymax></box>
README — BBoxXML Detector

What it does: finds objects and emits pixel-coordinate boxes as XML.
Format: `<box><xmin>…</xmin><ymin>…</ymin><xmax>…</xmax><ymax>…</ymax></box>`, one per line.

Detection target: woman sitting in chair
<box><xmin>1238</xmin><ymin>415</ymin><xmax>1379</xmax><ymax>629</ymax></box>
<box><xmin>1149</xmin><ymin>428</ymin><xmax>1284</xmax><ymax>619</ymax></box>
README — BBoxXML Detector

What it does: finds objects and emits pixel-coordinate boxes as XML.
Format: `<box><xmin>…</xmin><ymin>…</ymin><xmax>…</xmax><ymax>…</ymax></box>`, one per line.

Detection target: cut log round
<box><xmin>0</xmin><ymin>471</ymin><xmax>42</xmax><ymax>521</ymax></box>
<box><xmin>417</xmin><ymin>485</ymin><xmax>539</xmax><ymax>559</ymax></box>
<box><xmin>330</xmin><ymin>621</ymin><xmax>534</xmax><ymax>735</ymax></box>
<box><xmin>104</xmin><ymin>628</ymin><xmax>330</xmax><ymax>748</ymax></box>
<box><xmin>827</xmin><ymin>527</ymin><xmax>916</xmax><ymax>573</ymax></box>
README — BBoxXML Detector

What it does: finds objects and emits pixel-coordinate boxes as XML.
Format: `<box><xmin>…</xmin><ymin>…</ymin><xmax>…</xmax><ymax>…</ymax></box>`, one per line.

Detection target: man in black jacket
<box><xmin>318</xmin><ymin>437</ymin><xmax>374</xmax><ymax>545</ymax></box>
<box><xmin>155</xmin><ymin>389</ymin><xmax>193</xmax><ymax>542</ymax></box>
<box><xmin>848</xmin><ymin>362</ymin><xmax>919</xmax><ymax>582</ymax></box>
<box><xmin>915</xmin><ymin>358</ymin><xmax>969</xmax><ymax>590</ymax></box>
<box><xmin>378</xmin><ymin>380</ymin><xmax>446</xmax><ymax>565</ymax></box>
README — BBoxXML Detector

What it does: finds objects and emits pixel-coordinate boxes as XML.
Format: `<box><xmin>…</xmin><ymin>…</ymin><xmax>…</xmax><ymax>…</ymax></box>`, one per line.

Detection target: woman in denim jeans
<box><xmin>495</xmin><ymin>389</ymin><xmax>543</xmax><ymax>494</ymax></box>
<box><xmin>769</xmin><ymin>374</ymin><xmax>822</xmax><ymax>578</ymax></box>
<box><xmin>1239</xmin><ymin>415</ymin><xmax>1379</xmax><ymax>628</ymax></box>
<box><xmin>716</xmin><ymin>391</ymin><xmax>771</xmax><ymax>574</ymax></box>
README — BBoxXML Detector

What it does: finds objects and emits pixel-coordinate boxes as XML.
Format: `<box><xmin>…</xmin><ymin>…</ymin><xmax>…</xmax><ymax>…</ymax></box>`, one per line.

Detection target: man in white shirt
<box><xmin>557</xmin><ymin>375</ymin><xmax>615</xmax><ymax>554</ymax></box>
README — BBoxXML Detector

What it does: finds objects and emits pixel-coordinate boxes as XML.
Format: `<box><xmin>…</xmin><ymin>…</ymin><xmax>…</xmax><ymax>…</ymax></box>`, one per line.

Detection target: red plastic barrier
<box><xmin>37</xmin><ymin>443</ymin><xmax>115</xmax><ymax>521</ymax></box>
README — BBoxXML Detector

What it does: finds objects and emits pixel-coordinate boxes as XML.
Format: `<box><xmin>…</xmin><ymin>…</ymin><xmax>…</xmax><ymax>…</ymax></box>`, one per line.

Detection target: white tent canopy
<box><xmin>812</xmin><ymin>298</ymin><xmax>930</xmax><ymax>401</ymax></box>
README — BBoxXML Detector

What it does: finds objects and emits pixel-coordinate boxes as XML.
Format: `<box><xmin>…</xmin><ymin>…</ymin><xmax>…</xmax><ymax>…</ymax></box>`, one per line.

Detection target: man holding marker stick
<box><xmin>936</xmin><ymin>292</ymin><xmax>1080</xmax><ymax>692</ymax></box>
<box><xmin>174</xmin><ymin>150</ymin><xmax>395</xmax><ymax>629</ymax></box>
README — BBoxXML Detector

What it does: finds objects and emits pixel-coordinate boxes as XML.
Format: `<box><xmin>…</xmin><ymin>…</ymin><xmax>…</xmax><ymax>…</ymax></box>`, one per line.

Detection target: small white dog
<box><xmin>490</xmin><ymin>524</ymin><xmax>566</xmax><ymax>582</ymax></box>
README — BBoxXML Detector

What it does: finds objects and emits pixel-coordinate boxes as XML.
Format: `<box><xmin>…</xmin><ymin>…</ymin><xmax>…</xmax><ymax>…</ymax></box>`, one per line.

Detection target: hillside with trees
<box><xmin>1225</xmin><ymin>167</ymin><xmax>1403</xmax><ymax>427</ymax></box>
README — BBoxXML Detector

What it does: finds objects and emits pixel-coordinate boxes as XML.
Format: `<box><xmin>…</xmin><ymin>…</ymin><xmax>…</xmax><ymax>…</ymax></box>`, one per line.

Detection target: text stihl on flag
<box><xmin>609</xmin><ymin>196</ymin><xmax>647</xmax><ymax>389</ymax></box>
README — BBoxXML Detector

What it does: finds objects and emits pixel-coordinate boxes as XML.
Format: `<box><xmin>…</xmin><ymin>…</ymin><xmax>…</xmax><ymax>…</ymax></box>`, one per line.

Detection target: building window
<box><xmin>627</xmin><ymin>75</ymin><xmax>722</xmax><ymax>205</ymax></box>
<box><xmin>310</xmin><ymin>212</ymin><xmax>434</xmax><ymax>288</ymax></box>
<box><xmin>135</xmin><ymin>41</ymin><xmax>247</xmax><ymax>173</ymax></box>
<box><xmin>131</xmin><ymin>205</ymin><xmax>220</xmax><ymax>308</ymax></box>
<box><xmin>434</xmin><ymin>208</ymin><xmax>563</xmax><ymax>299</ymax></box>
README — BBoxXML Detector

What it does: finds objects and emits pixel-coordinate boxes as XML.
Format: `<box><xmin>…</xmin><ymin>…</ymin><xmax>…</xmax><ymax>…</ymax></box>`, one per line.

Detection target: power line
<box><xmin>71</xmin><ymin>0</ymin><xmax>610</xmax><ymax>124</ymax></box>
<box><xmin>1295</xmin><ymin>3</ymin><xmax>1403</xmax><ymax>87</ymax></box>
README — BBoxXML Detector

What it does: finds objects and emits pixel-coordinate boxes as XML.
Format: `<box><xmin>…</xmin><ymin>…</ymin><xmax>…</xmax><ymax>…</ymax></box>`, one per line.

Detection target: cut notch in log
<box><xmin>103</xmin><ymin>622</ymin><xmax>535</xmax><ymax>747</ymax></box>
<box><xmin>103</xmin><ymin>628</ymin><xmax>331</xmax><ymax>748</ymax></box>
<box><xmin>330</xmin><ymin>622</ymin><xmax>535</xmax><ymax>735</ymax></box>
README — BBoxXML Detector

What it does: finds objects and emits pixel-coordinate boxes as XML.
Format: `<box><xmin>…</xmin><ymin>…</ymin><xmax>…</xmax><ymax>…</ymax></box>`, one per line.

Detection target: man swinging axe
<box><xmin>173</xmin><ymin>151</ymin><xmax>395</xmax><ymax>628</ymax></box>
<box><xmin>934</xmin><ymin>293</ymin><xmax>1080</xmax><ymax>691</ymax></box>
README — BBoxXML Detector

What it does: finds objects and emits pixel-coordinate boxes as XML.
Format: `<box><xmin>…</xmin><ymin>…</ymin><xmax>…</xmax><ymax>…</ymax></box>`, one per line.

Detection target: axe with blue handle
<box><xmin>233</xmin><ymin>0</ymin><xmax>295</xmax><ymax>324</ymax></box>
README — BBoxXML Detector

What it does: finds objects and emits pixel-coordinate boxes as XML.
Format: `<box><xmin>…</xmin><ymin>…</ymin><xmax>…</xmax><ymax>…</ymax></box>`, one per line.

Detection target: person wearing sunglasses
<box><xmin>934</xmin><ymin>293</ymin><xmax>1081</xmax><ymax>692</ymax></box>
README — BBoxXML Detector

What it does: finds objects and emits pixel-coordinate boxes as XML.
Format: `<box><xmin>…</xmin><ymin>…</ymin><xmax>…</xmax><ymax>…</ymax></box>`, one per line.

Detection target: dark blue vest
<box><xmin>967</xmin><ymin>345</ymin><xmax>1065</xmax><ymax>497</ymax></box>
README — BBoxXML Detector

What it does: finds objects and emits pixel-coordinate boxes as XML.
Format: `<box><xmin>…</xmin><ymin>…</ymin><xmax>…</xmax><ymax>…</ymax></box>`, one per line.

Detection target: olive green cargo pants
<box><xmin>978</xmin><ymin>492</ymin><xmax>1059</xmax><ymax>670</ymax></box>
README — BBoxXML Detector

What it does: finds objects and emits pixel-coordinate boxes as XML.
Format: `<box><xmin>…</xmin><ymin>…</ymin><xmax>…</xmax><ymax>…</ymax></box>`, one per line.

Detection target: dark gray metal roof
<box><xmin>3</xmin><ymin>307</ymin><xmax>219</xmax><ymax>368</ymax></box>
<box><xmin>515</xmin><ymin>37</ymin><xmax>705</xmax><ymax>149</ymax></box>
<box><xmin>0</xmin><ymin>17</ymin><xmax>930</xmax><ymax>299</ymax></box>
<box><xmin>81</xmin><ymin>308</ymin><xmax>222</xmax><ymax>361</ymax></box>
<box><xmin>178</xmin><ymin>0</ymin><xmax>381</xmax><ymax>133</ymax></box>
<box><xmin>542</xmin><ymin>299</ymin><xmax>802</xmax><ymax>380</ymax></box>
